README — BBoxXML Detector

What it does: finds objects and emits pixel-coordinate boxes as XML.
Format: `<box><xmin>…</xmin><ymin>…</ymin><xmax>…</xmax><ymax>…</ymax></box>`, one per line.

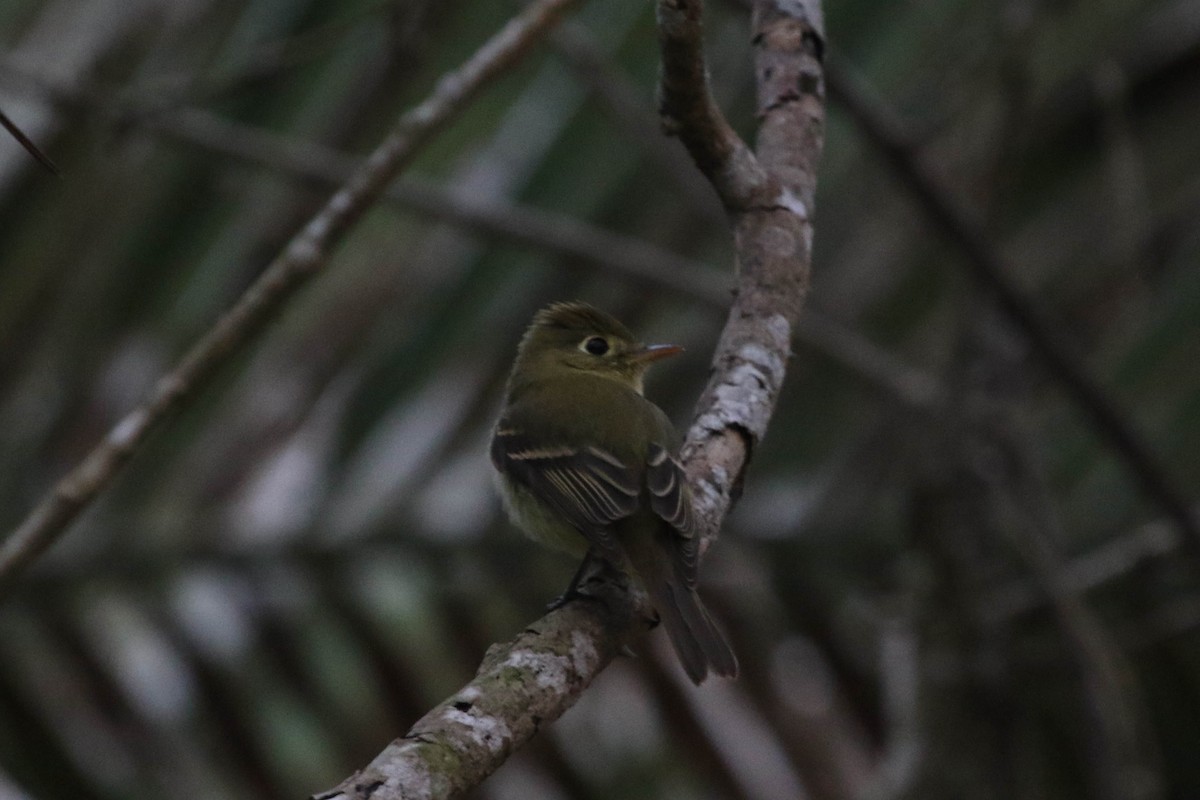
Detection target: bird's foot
<box><xmin>546</xmin><ymin>557</ymin><xmax>627</xmax><ymax>611</ymax></box>
<box><xmin>545</xmin><ymin>585</ymin><xmax>607</xmax><ymax>611</ymax></box>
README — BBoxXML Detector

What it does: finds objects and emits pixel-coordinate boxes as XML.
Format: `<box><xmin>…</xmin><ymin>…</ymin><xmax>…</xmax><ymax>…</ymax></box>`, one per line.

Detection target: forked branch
<box><xmin>314</xmin><ymin>1</ymin><xmax>826</xmax><ymax>799</ymax></box>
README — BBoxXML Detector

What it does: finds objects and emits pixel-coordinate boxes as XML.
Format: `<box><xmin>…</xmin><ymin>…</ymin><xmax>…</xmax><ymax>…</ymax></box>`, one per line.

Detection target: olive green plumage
<box><xmin>491</xmin><ymin>301</ymin><xmax>737</xmax><ymax>684</ymax></box>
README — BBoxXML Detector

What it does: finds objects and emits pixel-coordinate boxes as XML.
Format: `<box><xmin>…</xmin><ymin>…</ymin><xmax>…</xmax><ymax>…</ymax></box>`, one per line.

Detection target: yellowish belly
<box><xmin>494</xmin><ymin>472</ymin><xmax>589</xmax><ymax>557</ymax></box>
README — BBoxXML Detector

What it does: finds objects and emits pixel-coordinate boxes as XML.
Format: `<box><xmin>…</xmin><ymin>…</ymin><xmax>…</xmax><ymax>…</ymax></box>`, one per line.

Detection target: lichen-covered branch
<box><xmin>0</xmin><ymin>0</ymin><xmax>577</xmax><ymax>596</ymax></box>
<box><xmin>666</xmin><ymin>0</ymin><xmax>826</xmax><ymax>547</ymax></box>
<box><xmin>314</xmin><ymin>590</ymin><xmax>640</xmax><ymax>800</ymax></box>
<box><xmin>313</xmin><ymin>2</ymin><xmax>825</xmax><ymax>799</ymax></box>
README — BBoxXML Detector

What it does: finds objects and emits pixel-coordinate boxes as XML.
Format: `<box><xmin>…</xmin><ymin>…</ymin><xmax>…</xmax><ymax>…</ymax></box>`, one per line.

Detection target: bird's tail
<box><xmin>650</xmin><ymin>575</ymin><xmax>738</xmax><ymax>684</ymax></box>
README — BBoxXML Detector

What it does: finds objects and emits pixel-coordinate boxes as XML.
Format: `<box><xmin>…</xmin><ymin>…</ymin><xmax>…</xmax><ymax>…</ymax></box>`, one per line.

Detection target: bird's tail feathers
<box><xmin>651</xmin><ymin>576</ymin><xmax>738</xmax><ymax>684</ymax></box>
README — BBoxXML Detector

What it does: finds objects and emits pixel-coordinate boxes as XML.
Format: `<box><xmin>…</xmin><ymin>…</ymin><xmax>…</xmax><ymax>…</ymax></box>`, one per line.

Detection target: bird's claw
<box><xmin>545</xmin><ymin>582</ymin><xmax>607</xmax><ymax>611</ymax></box>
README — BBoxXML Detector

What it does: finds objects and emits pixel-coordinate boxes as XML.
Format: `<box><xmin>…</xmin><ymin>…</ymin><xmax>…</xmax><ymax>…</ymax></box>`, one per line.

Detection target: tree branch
<box><xmin>0</xmin><ymin>0</ymin><xmax>577</xmax><ymax>597</ymax></box>
<box><xmin>671</xmin><ymin>0</ymin><xmax>826</xmax><ymax>545</ymax></box>
<box><xmin>656</xmin><ymin>0</ymin><xmax>772</xmax><ymax>210</ymax></box>
<box><xmin>314</xmin><ymin>1</ymin><xmax>826</xmax><ymax>797</ymax></box>
<box><xmin>314</xmin><ymin>587</ymin><xmax>639</xmax><ymax>800</ymax></box>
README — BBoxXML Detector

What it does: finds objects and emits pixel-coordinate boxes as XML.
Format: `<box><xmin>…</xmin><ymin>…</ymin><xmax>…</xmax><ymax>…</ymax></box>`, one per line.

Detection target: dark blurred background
<box><xmin>1</xmin><ymin>0</ymin><xmax>1198</xmax><ymax>798</ymax></box>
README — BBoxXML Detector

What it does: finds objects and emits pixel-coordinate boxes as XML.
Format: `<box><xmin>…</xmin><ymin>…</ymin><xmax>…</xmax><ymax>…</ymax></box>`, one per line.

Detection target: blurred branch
<box><xmin>131</xmin><ymin>0</ymin><xmax>405</xmax><ymax>109</ymax></box>
<box><xmin>927</xmin><ymin>303</ymin><xmax>1162</xmax><ymax>800</ymax></box>
<box><xmin>0</xmin><ymin>107</ymin><xmax>58</xmax><ymax>175</ymax></box>
<box><xmin>997</xmin><ymin>439</ymin><xmax>1162</xmax><ymax>800</ymax></box>
<box><xmin>639</xmin><ymin>653</ymin><xmax>753</xmax><ymax>800</ymax></box>
<box><xmin>824</xmin><ymin>54</ymin><xmax>1200</xmax><ymax>563</ymax></box>
<box><xmin>318</xmin><ymin>1</ymin><xmax>827</xmax><ymax>797</ymax></box>
<box><xmin>0</xmin><ymin>53</ymin><xmax>934</xmax><ymax>410</ymax></box>
<box><xmin>0</xmin><ymin>54</ymin><xmax>728</xmax><ymax>297</ymax></box>
<box><xmin>983</xmin><ymin>513</ymin><xmax>1184</xmax><ymax>622</ymax></box>
<box><xmin>548</xmin><ymin>22</ymin><xmax>725</xmax><ymax>226</ymax></box>
<box><xmin>860</xmin><ymin>600</ymin><xmax>923</xmax><ymax>800</ymax></box>
<box><xmin>143</xmin><ymin>601</ymin><xmax>292</xmax><ymax>799</ymax></box>
<box><xmin>765</xmin><ymin>638</ymin><xmax>875</xmax><ymax>800</ymax></box>
<box><xmin>0</xmin><ymin>0</ymin><xmax>576</xmax><ymax>596</ymax></box>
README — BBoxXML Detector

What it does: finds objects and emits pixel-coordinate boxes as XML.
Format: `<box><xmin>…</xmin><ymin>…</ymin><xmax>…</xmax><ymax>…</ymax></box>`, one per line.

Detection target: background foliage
<box><xmin>1</xmin><ymin>0</ymin><xmax>1198</xmax><ymax>798</ymax></box>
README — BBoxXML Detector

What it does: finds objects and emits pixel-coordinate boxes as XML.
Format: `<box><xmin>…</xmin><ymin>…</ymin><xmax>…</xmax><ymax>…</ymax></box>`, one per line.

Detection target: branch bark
<box><xmin>0</xmin><ymin>0</ymin><xmax>576</xmax><ymax>596</ymax></box>
<box><xmin>668</xmin><ymin>0</ymin><xmax>826</xmax><ymax>546</ymax></box>
<box><xmin>314</xmin><ymin>588</ymin><xmax>638</xmax><ymax>800</ymax></box>
<box><xmin>315</xmin><ymin>1</ymin><xmax>826</xmax><ymax>798</ymax></box>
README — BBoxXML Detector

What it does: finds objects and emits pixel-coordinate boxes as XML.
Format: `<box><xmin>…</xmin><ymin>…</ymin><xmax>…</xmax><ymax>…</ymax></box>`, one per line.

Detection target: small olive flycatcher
<box><xmin>491</xmin><ymin>302</ymin><xmax>737</xmax><ymax>684</ymax></box>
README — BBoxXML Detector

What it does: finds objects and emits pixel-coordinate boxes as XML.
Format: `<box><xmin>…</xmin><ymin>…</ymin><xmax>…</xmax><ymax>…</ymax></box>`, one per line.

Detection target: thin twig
<box><xmin>0</xmin><ymin>0</ymin><xmax>577</xmax><ymax>596</ymax></box>
<box><xmin>312</xmin><ymin>584</ymin><xmax>638</xmax><ymax>800</ymax></box>
<box><xmin>0</xmin><ymin>108</ymin><xmax>59</xmax><ymax>175</ymax></box>
<box><xmin>825</xmin><ymin>53</ymin><xmax>1200</xmax><ymax>562</ymax></box>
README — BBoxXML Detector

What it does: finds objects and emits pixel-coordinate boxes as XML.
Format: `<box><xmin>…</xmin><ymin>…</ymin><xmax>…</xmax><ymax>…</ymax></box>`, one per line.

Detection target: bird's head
<box><xmin>510</xmin><ymin>302</ymin><xmax>682</xmax><ymax>394</ymax></box>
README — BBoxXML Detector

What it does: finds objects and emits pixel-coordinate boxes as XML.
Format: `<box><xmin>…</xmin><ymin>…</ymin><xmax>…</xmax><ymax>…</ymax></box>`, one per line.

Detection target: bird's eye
<box><xmin>583</xmin><ymin>336</ymin><xmax>609</xmax><ymax>356</ymax></box>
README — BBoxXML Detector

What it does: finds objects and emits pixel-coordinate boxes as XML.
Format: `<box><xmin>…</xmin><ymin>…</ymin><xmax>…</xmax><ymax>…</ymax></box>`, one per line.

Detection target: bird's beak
<box><xmin>632</xmin><ymin>343</ymin><xmax>684</xmax><ymax>364</ymax></box>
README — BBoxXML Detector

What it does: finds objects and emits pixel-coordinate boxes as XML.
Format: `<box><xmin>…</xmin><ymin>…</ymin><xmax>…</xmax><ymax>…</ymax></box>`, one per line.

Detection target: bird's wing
<box><xmin>491</xmin><ymin>422</ymin><xmax>640</xmax><ymax>558</ymax></box>
<box><xmin>645</xmin><ymin>442</ymin><xmax>699</xmax><ymax>588</ymax></box>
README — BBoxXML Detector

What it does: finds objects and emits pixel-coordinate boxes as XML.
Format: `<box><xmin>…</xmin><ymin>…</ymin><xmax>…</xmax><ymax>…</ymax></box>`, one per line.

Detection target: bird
<box><xmin>490</xmin><ymin>301</ymin><xmax>737</xmax><ymax>684</ymax></box>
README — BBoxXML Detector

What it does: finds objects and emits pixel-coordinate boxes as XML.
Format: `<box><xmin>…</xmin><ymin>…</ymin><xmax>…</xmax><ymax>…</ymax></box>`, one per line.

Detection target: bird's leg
<box><xmin>547</xmin><ymin>549</ymin><xmax>609</xmax><ymax>610</ymax></box>
<box><xmin>549</xmin><ymin>554</ymin><xmax>624</xmax><ymax>609</ymax></box>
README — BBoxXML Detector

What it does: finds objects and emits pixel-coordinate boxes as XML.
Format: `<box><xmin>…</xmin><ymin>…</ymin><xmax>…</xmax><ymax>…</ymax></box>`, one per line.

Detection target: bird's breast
<box><xmin>493</xmin><ymin>471</ymin><xmax>590</xmax><ymax>557</ymax></box>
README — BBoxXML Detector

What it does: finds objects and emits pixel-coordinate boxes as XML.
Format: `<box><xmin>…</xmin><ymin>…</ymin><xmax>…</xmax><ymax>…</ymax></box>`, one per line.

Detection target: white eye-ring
<box><xmin>581</xmin><ymin>336</ymin><xmax>609</xmax><ymax>356</ymax></box>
